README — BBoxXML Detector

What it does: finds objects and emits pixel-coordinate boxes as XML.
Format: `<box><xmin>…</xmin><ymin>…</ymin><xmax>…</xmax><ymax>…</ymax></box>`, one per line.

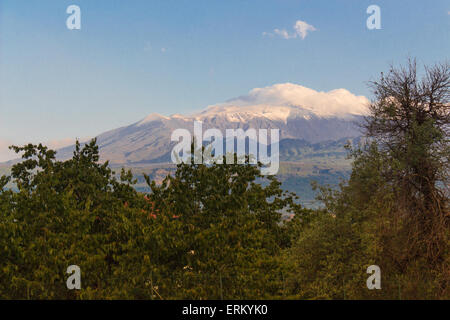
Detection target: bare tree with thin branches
<box><xmin>364</xmin><ymin>59</ymin><xmax>449</xmax><ymax>281</ymax></box>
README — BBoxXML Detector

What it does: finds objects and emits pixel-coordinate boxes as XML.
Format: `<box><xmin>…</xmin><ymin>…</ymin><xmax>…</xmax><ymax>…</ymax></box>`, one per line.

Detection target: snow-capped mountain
<box><xmin>57</xmin><ymin>83</ymin><xmax>369</xmax><ymax>164</ymax></box>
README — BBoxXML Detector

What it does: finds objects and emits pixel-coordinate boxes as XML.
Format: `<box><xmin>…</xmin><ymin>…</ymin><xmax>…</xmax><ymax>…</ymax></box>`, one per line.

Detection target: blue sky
<box><xmin>0</xmin><ymin>0</ymin><xmax>449</xmax><ymax>160</ymax></box>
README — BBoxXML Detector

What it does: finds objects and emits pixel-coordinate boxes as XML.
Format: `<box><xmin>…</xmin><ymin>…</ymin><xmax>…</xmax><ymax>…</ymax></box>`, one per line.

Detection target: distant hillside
<box><xmin>52</xmin><ymin>83</ymin><xmax>367</xmax><ymax>165</ymax></box>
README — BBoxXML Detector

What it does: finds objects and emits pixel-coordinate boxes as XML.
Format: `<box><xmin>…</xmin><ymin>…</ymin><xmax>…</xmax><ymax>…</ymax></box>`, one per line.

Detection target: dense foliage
<box><xmin>0</xmin><ymin>141</ymin><xmax>304</xmax><ymax>299</ymax></box>
<box><xmin>0</xmin><ymin>60</ymin><xmax>448</xmax><ymax>299</ymax></box>
<box><xmin>283</xmin><ymin>60</ymin><xmax>449</xmax><ymax>299</ymax></box>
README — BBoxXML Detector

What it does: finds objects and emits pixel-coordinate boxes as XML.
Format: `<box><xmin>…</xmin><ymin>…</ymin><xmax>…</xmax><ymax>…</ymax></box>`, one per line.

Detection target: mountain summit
<box><xmin>57</xmin><ymin>83</ymin><xmax>369</xmax><ymax>165</ymax></box>
<box><xmin>139</xmin><ymin>83</ymin><xmax>369</xmax><ymax>124</ymax></box>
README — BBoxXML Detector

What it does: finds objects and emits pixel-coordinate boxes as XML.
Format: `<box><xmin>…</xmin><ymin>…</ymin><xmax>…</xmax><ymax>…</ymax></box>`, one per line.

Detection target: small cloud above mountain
<box><xmin>263</xmin><ymin>20</ymin><xmax>317</xmax><ymax>40</ymax></box>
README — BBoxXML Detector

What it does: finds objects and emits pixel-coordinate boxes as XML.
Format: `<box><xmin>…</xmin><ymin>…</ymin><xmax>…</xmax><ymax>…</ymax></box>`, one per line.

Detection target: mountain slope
<box><xmin>56</xmin><ymin>83</ymin><xmax>369</xmax><ymax>164</ymax></box>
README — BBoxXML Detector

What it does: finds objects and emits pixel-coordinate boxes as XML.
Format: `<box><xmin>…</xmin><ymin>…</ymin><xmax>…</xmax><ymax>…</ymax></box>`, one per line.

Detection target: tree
<box><xmin>145</xmin><ymin>152</ymin><xmax>302</xmax><ymax>299</ymax></box>
<box><xmin>0</xmin><ymin>139</ymin><xmax>152</xmax><ymax>299</ymax></box>
<box><xmin>364</xmin><ymin>59</ymin><xmax>449</xmax><ymax>213</ymax></box>
<box><xmin>0</xmin><ymin>140</ymin><xmax>302</xmax><ymax>299</ymax></box>
<box><xmin>364</xmin><ymin>59</ymin><xmax>449</xmax><ymax>281</ymax></box>
<box><xmin>284</xmin><ymin>59</ymin><xmax>449</xmax><ymax>299</ymax></box>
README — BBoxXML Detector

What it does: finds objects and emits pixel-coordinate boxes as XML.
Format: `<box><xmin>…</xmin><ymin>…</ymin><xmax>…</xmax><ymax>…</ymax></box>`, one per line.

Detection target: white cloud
<box><xmin>218</xmin><ymin>83</ymin><xmax>370</xmax><ymax>118</ymax></box>
<box><xmin>264</xmin><ymin>20</ymin><xmax>316</xmax><ymax>40</ymax></box>
<box><xmin>293</xmin><ymin>20</ymin><xmax>317</xmax><ymax>40</ymax></box>
<box><xmin>274</xmin><ymin>28</ymin><xmax>291</xmax><ymax>39</ymax></box>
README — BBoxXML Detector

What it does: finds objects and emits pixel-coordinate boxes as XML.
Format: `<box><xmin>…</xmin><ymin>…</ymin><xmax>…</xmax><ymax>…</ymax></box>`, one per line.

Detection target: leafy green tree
<box><xmin>0</xmin><ymin>140</ymin><xmax>153</xmax><ymax>299</ymax></box>
<box><xmin>145</xmin><ymin>152</ymin><xmax>302</xmax><ymax>299</ymax></box>
<box><xmin>0</xmin><ymin>140</ymin><xmax>302</xmax><ymax>299</ymax></box>
<box><xmin>284</xmin><ymin>60</ymin><xmax>449</xmax><ymax>300</ymax></box>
